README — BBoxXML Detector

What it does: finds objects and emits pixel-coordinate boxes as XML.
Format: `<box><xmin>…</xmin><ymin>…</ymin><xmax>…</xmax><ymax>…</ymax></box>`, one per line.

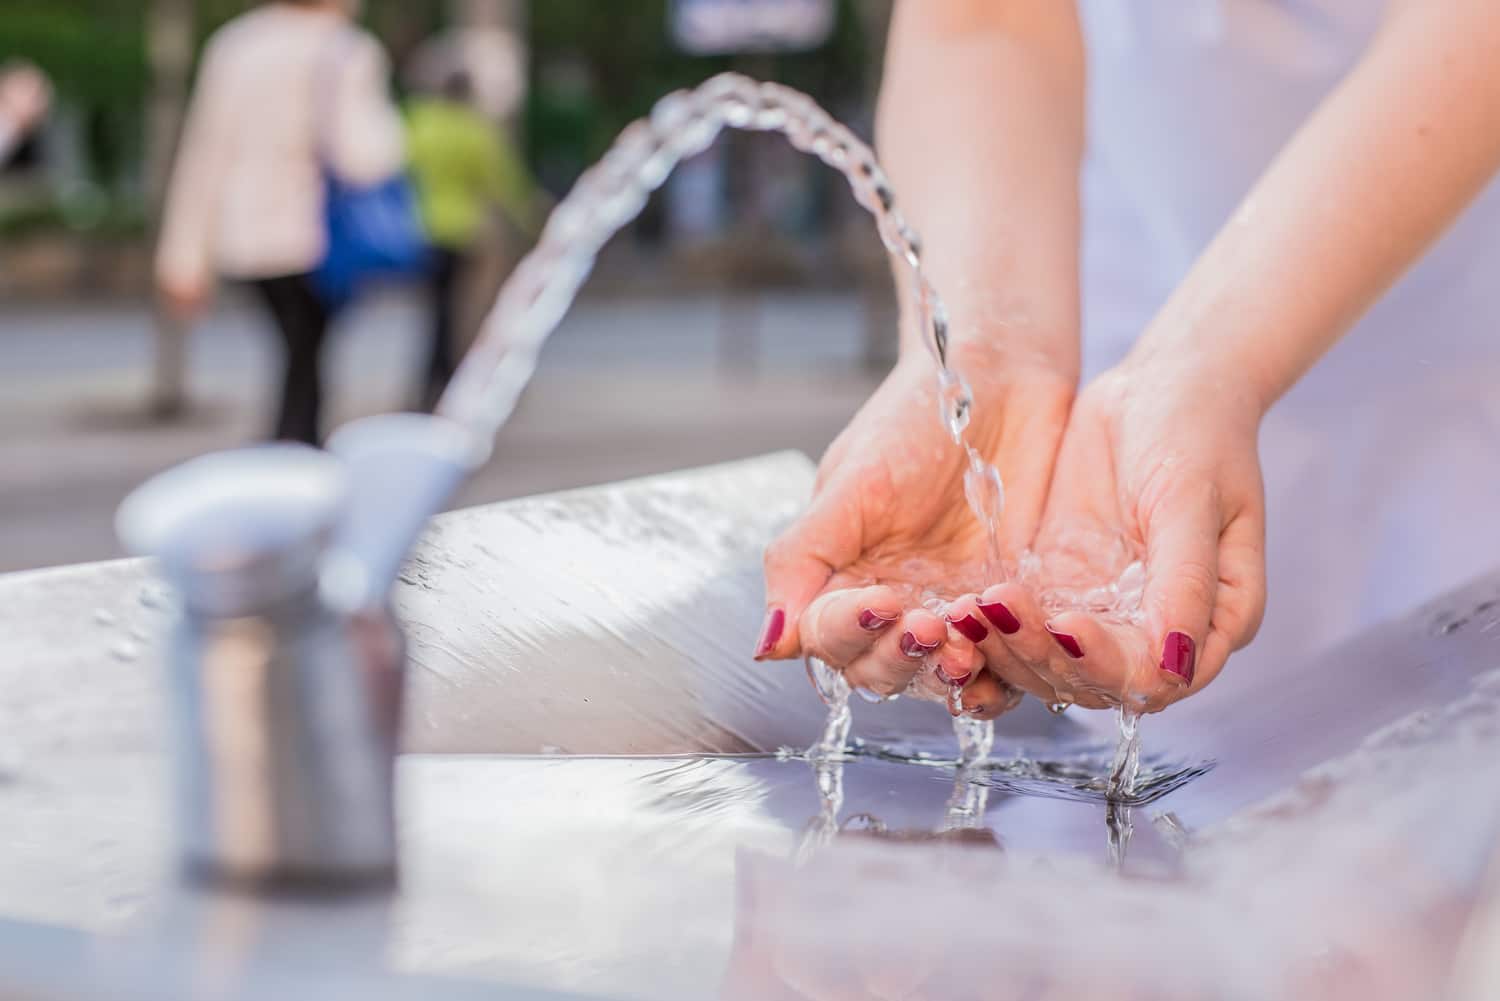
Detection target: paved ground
<box><xmin>0</xmin><ymin>290</ymin><xmax>887</xmax><ymax>573</ymax></box>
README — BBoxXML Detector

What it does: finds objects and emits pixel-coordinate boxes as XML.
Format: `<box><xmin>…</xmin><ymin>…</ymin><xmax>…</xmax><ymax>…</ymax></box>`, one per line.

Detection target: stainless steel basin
<box><xmin>1</xmin><ymin>451</ymin><xmax>1497</xmax><ymax>999</ymax></box>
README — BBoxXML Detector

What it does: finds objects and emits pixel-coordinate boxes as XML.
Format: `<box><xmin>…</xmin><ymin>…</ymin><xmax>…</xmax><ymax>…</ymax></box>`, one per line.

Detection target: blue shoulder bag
<box><xmin>313</xmin><ymin>31</ymin><xmax>430</xmax><ymax>308</ymax></box>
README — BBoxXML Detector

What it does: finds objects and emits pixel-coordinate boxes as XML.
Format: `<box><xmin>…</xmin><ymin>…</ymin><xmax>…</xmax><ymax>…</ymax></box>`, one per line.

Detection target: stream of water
<box><xmin>437</xmin><ymin>72</ymin><xmax>1146</xmax><ymax>811</ymax></box>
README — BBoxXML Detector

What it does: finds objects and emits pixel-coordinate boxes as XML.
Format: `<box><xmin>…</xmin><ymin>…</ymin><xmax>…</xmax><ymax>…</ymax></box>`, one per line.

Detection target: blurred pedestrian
<box><xmin>156</xmin><ymin>0</ymin><xmax>407</xmax><ymax>445</ymax></box>
<box><xmin>0</xmin><ymin>61</ymin><xmax>52</xmax><ymax>165</ymax></box>
<box><xmin>405</xmin><ymin>68</ymin><xmax>542</xmax><ymax>410</ymax></box>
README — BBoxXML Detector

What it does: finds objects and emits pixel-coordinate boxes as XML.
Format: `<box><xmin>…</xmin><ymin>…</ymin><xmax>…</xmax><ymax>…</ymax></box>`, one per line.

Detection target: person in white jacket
<box><xmin>156</xmin><ymin>0</ymin><xmax>405</xmax><ymax>444</ymax></box>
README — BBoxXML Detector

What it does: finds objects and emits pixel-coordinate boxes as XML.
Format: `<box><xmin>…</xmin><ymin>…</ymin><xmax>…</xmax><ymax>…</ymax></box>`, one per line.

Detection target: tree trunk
<box><xmin>144</xmin><ymin>0</ymin><xmax>195</xmax><ymax>420</ymax></box>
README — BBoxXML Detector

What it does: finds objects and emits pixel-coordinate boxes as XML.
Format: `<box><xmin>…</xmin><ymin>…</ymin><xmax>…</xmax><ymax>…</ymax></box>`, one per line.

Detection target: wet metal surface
<box><xmin>2</xmin><ymin>451</ymin><xmax>1499</xmax><ymax>998</ymax></box>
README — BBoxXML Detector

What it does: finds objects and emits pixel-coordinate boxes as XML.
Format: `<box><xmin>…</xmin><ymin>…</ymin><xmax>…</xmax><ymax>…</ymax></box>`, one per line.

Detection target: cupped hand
<box><xmin>973</xmin><ymin>359</ymin><xmax>1268</xmax><ymax>713</ymax></box>
<box><xmin>756</xmin><ymin>346</ymin><xmax>1074</xmax><ymax>713</ymax></box>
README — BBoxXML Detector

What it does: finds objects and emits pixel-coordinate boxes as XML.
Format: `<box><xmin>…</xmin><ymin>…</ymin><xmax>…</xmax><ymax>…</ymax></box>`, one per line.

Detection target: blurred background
<box><xmin>0</xmin><ymin>0</ymin><xmax>899</xmax><ymax>572</ymax></box>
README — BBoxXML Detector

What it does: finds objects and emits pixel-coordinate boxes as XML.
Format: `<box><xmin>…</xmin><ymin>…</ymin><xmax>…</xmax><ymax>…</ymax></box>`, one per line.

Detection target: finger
<box><xmin>930</xmin><ymin>621</ymin><xmax>984</xmax><ymax>689</ymax></box>
<box><xmin>958</xmin><ymin>671</ymin><xmax>1024</xmax><ymax>720</ymax></box>
<box><xmin>1041</xmin><ymin>610</ymin><xmax>1140</xmax><ymax>710</ymax></box>
<box><xmin>1139</xmin><ymin>479</ymin><xmax>1221</xmax><ymax>700</ymax></box>
<box><xmin>758</xmin><ymin>479</ymin><xmax>864</xmax><ymax>661</ymax></box>
<box><xmin>1147</xmin><ymin>503</ymin><xmax>1266</xmax><ymax>712</ymax></box>
<box><xmin>975</xmin><ymin>582</ymin><xmax>1081</xmax><ymax>701</ymax></box>
<box><xmin>799</xmin><ymin>585</ymin><xmax>904</xmax><ymax>668</ymax></box>
<box><xmin>946</xmin><ymin>592</ymin><xmax>1056</xmax><ymax>703</ymax></box>
<box><xmin>844</xmin><ymin>608</ymin><xmax>946</xmax><ymax>698</ymax></box>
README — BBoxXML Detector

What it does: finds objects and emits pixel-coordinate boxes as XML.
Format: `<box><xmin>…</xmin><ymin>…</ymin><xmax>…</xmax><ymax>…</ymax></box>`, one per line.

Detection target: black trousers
<box><xmin>423</xmin><ymin>247</ymin><xmax>465</xmax><ymax>411</ymax></box>
<box><xmin>252</xmin><ymin>273</ymin><xmax>330</xmax><ymax>446</ymax></box>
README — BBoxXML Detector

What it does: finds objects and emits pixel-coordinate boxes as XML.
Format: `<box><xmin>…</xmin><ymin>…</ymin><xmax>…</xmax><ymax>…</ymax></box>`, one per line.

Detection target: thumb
<box><xmin>756</xmin><ymin>481</ymin><xmax>863</xmax><ymax>661</ymax></box>
<box><xmin>1140</xmin><ymin>479</ymin><xmax>1221</xmax><ymax>695</ymax></box>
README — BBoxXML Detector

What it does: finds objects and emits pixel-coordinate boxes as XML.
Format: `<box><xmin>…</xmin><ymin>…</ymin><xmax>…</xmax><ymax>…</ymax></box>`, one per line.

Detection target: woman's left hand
<box><xmin>964</xmin><ymin>356</ymin><xmax>1269</xmax><ymax>713</ymax></box>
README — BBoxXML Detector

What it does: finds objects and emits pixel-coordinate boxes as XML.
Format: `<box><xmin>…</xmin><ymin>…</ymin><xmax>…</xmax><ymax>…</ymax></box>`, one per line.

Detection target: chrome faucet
<box><xmin>117</xmin><ymin>414</ymin><xmax>486</xmax><ymax>887</ymax></box>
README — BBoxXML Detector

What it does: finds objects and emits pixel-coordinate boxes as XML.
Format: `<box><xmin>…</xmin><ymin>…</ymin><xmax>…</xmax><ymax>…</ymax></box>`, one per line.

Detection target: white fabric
<box><xmin>1076</xmin><ymin>0</ymin><xmax>1500</xmax><ymax>669</ymax></box>
<box><xmin>155</xmin><ymin>4</ymin><xmax>405</xmax><ymax>288</ymax></box>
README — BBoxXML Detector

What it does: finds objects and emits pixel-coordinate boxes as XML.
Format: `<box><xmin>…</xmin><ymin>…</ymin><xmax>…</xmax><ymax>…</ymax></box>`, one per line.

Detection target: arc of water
<box><xmin>438</xmin><ymin>71</ymin><xmax>952</xmax><ymax>441</ymax></box>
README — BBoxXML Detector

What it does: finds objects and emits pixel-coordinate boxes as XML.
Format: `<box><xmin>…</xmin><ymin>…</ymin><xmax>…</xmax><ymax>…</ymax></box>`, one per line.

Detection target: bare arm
<box><xmin>156</xmin><ymin>37</ymin><xmax>233</xmax><ymax>298</ymax></box>
<box><xmin>877</xmin><ymin>0</ymin><xmax>1086</xmax><ymax>380</ymax></box>
<box><xmin>1126</xmin><ymin>0</ymin><xmax>1500</xmax><ymax>411</ymax></box>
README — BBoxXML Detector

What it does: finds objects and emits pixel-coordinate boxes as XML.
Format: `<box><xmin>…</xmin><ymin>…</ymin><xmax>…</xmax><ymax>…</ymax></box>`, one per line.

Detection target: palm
<box><xmin>758</xmin><ymin>354</ymin><xmax>1074</xmax><ymax>687</ymax></box>
<box><xmin>1022</xmin><ymin>369</ymin><xmax>1265</xmax><ymax>709</ymax></box>
<box><xmin>815</xmin><ymin>359</ymin><xmax>1071</xmax><ymax>601</ymax></box>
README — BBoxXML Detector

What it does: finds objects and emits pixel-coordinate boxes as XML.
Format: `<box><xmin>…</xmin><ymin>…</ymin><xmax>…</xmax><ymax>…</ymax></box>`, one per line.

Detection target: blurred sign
<box><xmin>670</xmin><ymin>0</ymin><xmax>835</xmax><ymax>55</ymax></box>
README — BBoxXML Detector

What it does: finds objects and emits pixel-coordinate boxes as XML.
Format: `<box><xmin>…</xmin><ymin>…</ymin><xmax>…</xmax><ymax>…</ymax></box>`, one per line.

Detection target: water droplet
<box><xmin>92</xmin><ymin>609</ymin><xmax>115</xmax><ymax>627</ymax></box>
<box><xmin>138</xmin><ymin>582</ymin><xmax>172</xmax><ymax>611</ymax></box>
<box><xmin>111</xmin><ymin>641</ymin><xmax>140</xmax><ymax>663</ymax></box>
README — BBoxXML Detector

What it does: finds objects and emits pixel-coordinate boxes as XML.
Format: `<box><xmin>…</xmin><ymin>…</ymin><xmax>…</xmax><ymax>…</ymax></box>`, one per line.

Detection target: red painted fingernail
<box><xmin>858</xmin><ymin>608</ymin><xmax>898</xmax><ymax>631</ymax></box>
<box><xmin>977</xmin><ymin>601</ymin><xmax>1021</xmax><ymax>635</ymax></box>
<box><xmin>1161</xmin><ymin>631</ymin><xmax>1195</xmax><ymax>684</ymax></box>
<box><xmin>946</xmin><ymin>613</ymin><xmax>988</xmax><ymax>644</ymax></box>
<box><xmin>754</xmin><ymin>607</ymin><xmax>785</xmax><ymax>659</ymax></box>
<box><xmin>935</xmin><ymin>666</ymin><xmax>972</xmax><ymax>687</ymax></box>
<box><xmin>900</xmin><ymin>631</ymin><xmax>940</xmax><ymax>658</ymax></box>
<box><xmin>1045</xmin><ymin>623</ymin><xmax>1084</xmax><ymax>659</ymax></box>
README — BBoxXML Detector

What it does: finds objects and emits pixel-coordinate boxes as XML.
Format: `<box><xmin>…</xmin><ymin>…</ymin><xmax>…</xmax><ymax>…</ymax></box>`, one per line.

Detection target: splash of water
<box><xmin>1108</xmin><ymin>707</ymin><xmax>1143</xmax><ymax>799</ymax></box>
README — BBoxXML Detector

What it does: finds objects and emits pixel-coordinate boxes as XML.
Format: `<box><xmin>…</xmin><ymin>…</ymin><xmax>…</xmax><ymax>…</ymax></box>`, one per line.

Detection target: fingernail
<box><xmin>853</xmin><ymin>686</ymin><xmax>885</xmax><ymax>704</ymax></box>
<box><xmin>754</xmin><ymin>607</ymin><xmax>785</xmax><ymax>659</ymax></box>
<box><xmin>963</xmin><ymin>702</ymin><xmax>988</xmax><ymax>717</ymax></box>
<box><xmin>977</xmin><ymin>600</ymin><xmax>1021</xmax><ymax>635</ymax></box>
<box><xmin>1045</xmin><ymin>623</ymin><xmax>1084</xmax><ymax>659</ymax></box>
<box><xmin>1161</xmin><ymin>630</ymin><xmax>1195</xmax><ymax>684</ymax></box>
<box><xmin>935</xmin><ymin>666</ymin><xmax>972</xmax><ymax>687</ymax></box>
<box><xmin>946</xmin><ymin>613</ymin><xmax>988</xmax><ymax>644</ymax></box>
<box><xmin>858</xmin><ymin>608</ymin><xmax>899</xmax><ymax>631</ymax></box>
<box><xmin>900</xmin><ymin>631</ymin><xmax>941</xmax><ymax>658</ymax></box>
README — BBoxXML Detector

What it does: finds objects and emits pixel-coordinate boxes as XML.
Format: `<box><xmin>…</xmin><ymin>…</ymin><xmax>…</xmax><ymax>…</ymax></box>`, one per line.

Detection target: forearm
<box><xmin>877</xmin><ymin>0</ymin><xmax>1085</xmax><ymax>381</ymax></box>
<box><xmin>155</xmin><ymin>69</ymin><xmax>223</xmax><ymax>292</ymax></box>
<box><xmin>1128</xmin><ymin>0</ymin><xmax>1500</xmax><ymax>413</ymax></box>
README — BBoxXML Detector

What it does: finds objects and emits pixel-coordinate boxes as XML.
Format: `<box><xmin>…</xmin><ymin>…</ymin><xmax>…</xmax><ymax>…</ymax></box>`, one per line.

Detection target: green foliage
<box><xmin>0</xmin><ymin>2</ymin><xmax>147</xmax><ymax>105</ymax></box>
<box><xmin>0</xmin><ymin>1</ymin><xmax>148</xmax><ymax>193</ymax></box>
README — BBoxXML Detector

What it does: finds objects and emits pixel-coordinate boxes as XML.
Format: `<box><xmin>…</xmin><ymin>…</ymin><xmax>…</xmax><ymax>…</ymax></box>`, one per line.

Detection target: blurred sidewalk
<box><xmin>0</xmin><ymin>290</ymin><xmax>883</xmax><ymax>573</ymax></box>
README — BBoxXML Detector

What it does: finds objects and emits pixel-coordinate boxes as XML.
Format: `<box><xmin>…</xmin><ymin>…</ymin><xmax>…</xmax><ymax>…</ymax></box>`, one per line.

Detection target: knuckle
<box><xmin>762</xmin><ymin>533</ymin><xmax>796</xmax><ymax>573</ymax></box>
<box><xmin>1172</xmin><ymin>558</ymin><xmax>1219</xmax><ymax>613</ymax></box>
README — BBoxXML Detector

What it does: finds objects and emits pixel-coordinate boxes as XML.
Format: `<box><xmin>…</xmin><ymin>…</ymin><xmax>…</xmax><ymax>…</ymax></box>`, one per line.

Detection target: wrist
<box><xmin>901</xmin><ymin>316</ymin><xmax>1079</xmax><ymax>390</ymax></box>
<box><xmin>1115</xmin><ymin>335</ymin><xmax>1268</xmax><ymax>433</ymax></box>
<box><xmin>1122</xmin><ymin>298</ymin><xmax>1283</xmax><ymax>423</ymax></box>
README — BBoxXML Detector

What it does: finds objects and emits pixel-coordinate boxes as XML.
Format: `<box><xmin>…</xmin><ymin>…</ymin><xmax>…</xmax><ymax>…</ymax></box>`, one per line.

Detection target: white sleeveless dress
<box><xmin>1076</xmin><ymin>0</ymin><xmax>1500</xmax><ymax>673</ymax></box>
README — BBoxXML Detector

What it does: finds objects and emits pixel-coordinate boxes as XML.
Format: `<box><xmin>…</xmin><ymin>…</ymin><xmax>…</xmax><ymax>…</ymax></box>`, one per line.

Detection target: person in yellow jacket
<box><xmin>405</xmin><ymin>68</ymin><xmax>542</xmax><ymax>409</ymax></box>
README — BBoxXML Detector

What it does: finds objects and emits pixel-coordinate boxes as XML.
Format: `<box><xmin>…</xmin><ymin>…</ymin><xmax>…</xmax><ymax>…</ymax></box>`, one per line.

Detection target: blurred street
<box><xmin>0</xmin><ymin>290</ymin><xmax>883</xmax><ymax>572</ymax></box>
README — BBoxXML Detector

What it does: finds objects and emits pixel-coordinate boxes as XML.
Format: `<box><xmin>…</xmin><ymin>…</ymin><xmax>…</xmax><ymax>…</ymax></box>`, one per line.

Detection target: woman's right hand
<box><xmin>756</xmin><ymin>344</ymin><xmax>1074</xmax><ymax>715</ymax></box>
